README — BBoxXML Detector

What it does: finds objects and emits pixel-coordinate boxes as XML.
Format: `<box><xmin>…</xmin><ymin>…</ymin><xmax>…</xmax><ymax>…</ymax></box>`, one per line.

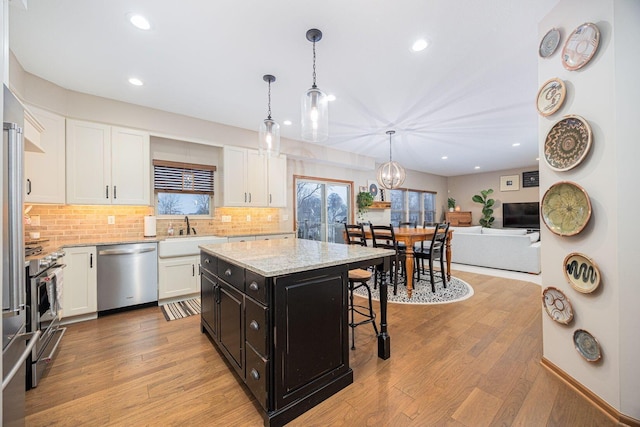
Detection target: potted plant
<box><xmin>472</xmin><ymin>189</ymin><xmax>495</xmax><ymax>228</ymax></box>
<box><xmin>447</xmin><ymin>197</ymin><xmax>456</xmax><ymax>212</ymax></box>
<box><xmin>356</xmin><ymin>191</ymin><xmax>374</xmax><ymax>221</ymax></box>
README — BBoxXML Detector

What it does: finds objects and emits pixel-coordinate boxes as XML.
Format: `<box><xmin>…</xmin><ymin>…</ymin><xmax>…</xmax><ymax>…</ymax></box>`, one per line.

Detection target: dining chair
<box><xmin>413</xmin><ymin>222</ymin><xmax>449</xmax><ymax>292</ymax></box>
<box><xmin>369</xmin><ymin>224</ymin><xmax>405</xmax><ymax>295</ymax></box>
<box><xmin>343</xmin><ymin>223</ymin><xmax>378</xmax><ymax>350</ymax></box>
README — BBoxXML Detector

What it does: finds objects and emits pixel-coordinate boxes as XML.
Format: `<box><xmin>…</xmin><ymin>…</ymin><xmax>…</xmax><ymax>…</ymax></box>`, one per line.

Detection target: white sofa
<box><xmin>448</xmin><ymin>226</ymin><xmax>541</xmax><ymax>274</ymax></box>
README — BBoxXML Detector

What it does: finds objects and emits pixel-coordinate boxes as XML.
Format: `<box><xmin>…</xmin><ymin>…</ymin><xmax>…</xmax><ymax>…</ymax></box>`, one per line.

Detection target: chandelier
<box><xmin>258</xmin><ymin>74</ymin><xmax>280</xmax><ymax>156</ymax></box>
<box><xmin>301</xmin><ymin>28</ymin><xmax>328</xmax><ymax>142</ymax></box>
<box><xmin>376</xmin><ymin>130</ymin><xmax>406</xmax><ymax>189</ymax></box>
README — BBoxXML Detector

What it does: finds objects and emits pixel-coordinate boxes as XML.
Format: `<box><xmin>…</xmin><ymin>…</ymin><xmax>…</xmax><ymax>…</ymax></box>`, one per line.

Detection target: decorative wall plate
<box><xmin>573</xmin><ymin>329</ymin><xmax>602</xmax><ymax>362</ymax></box>
<box><xmin>536</xmin><ymin>78</ymin><xmax>566</xmax><ymax>117</ymax></box>
<box><xmin>542</xmin><ymin>287</ymin><xmax>574</xmax><ymax>324</ymax></box>
<box><xmin>539</xmin><ymin>28</ymin><xmax>561</xmax><ymax>58</ymax></box>
<box><xmin>544</xmin><ymin>115</ymin><xmax>592</xmax><ymax>171</ymax></box>
<box><xmin>541</xmin><ymin>181</ymin><xmax>592</xmax><ymax>236</ymax></box>
<box><xmin>564</xmin><ymin>252</ymin><xmax>601</xmax><ymax>293</ymax></box>
<box><xmin>562</xmin><ymin>23</ymin><xmax>600</xmax><ymax>71</ymax></box>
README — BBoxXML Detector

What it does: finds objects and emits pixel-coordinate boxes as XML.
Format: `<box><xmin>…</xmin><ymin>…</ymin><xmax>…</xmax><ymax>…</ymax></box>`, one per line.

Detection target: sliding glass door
<box><xmin>295</xmin><ymin>177</ymin><xmax>351</xmax><ymax>243</ymax></box>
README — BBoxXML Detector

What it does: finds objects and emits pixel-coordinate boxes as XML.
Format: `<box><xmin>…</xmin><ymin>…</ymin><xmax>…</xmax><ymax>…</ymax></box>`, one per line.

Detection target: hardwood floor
<box><xmin>26</xmin><ymin>270</ymin><xmax>619</xmax><ymax>426</ymax></box>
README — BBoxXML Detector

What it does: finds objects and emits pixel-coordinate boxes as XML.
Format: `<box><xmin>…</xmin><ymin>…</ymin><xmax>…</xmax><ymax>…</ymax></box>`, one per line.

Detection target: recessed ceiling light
<box><xmin>128</xmin><ymin>77</ymin><xmax>144</xmax><ymax>86</ymax></box>
<box><xmin>283</xmin><ymin>120</ymin><xmax>292</xmax><ymax>126</ymax></box>
<box><xmin>129</xmin><ymin>14</ymin><xmax>151</xmax><ymax>30</ymax></box>
<box><xmin>474</xmin><ymin>166</ymin><xmax>480</xmax><ymax>170</ymax></box>
<box><xmin>441</xmin><ymin>156</ymin><xmax>448</xmax><ymax>160</ymax></box>
<box><xmin>327</xmin><ymin>94</ymin><xmax>336</xmax><ymax>102</ymax></box>
<box><xmin>411</xmin><ymin>38</ymin><xmax>429</xmax><ymax>52</ymax></box>
<box><xmin>512</xmin><ymin>142</ymin><xmax>521</xmax><ymax>147</ymax></box>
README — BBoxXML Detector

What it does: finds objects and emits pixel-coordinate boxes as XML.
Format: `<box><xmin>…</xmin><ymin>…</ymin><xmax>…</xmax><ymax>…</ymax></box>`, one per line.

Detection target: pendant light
<box><xmin>377</xmin><ymin>130</ymin><xmax>406</xmax><ymax>189</ymax></box>
<box><xmin>259</xmin><ymin>74</ymin><xmax>280</xmax><ymax>156</ymax></box>
<box><xmin>301</xmin><ymin>28</ymin><xmax>328</xmax><ymax>142</ymax></box>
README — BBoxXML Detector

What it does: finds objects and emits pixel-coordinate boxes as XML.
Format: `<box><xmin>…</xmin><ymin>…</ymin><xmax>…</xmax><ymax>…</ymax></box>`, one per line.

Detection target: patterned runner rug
<box><xmin>161</xmin><ymin>298</ymin><xmax>201</xmax><ymax>321</ymax></box>
<box><xmin>352</xmin><ymin>273</ymin><xmax>474</xmax><ymax>305</ymax></box>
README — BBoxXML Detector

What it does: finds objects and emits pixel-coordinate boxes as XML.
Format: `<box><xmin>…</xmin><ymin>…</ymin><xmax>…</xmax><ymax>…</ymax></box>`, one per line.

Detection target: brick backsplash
<box><xmin>24</xmin><ymin>204</ymin><xmax>284</xmax><ymax>244</ymax></box>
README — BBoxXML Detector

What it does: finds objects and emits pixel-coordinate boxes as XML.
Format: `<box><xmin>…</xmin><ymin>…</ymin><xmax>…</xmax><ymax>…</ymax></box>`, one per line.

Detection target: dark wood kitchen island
<box><xmin>199</xmin><ymin>238</ymin><xmax>394</xmax><ymax>427</ymax></box>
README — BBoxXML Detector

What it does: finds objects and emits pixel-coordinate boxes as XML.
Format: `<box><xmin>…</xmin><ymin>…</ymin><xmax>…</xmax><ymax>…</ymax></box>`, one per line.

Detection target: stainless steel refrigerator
<box><xmin>2</xmin><ymin>84</ymin><xmax>36</xmax><ymax>426</ymax></box>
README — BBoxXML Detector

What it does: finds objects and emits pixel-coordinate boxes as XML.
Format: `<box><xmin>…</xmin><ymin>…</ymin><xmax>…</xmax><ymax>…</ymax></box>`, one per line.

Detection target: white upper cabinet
<box><xmin>222</xmin><ymin>146</ymin><xmax>286</xmax><ymax>207</ymax></box>
<box><xmin>66</xmin><ymin>119</ymin><xmax>150</xmax><ymax>205</ymax></box>
<box><xmin>267</xmin><ymin>154</ymin><xmax>287</xmax><ymax>207</ymax></box>
<box><xmin>222</xmin><ymin>146</ymin><xmax>267</xmax><ymax>207</ymax></box>
<box><xmin>111</xmin><ymin>126</ymin><xmax>151</xmax><ymax>205</ymax></box>
<box><xmin>25</xmin><ymin>106</ymin><xmax>66</xmax><ymax>203</ymax></box>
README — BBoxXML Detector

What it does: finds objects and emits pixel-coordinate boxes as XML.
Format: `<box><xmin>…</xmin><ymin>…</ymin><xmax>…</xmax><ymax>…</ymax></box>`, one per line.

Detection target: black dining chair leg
<box><xmin>365</xmin><ymin>284</ymin><xmax>379</xmax><ymax>336</ymax></box>
<box><xmin>440</xmin><ymin>255</ymin><xmax>447</xmax><ymax>288</ymax></box>
<box><xmin>349</xmin><ymin>281</ymin><xmax>356</xmax><ymax>350</ymax></box>
<box><xmin>429</xmin><ymin>257</ymin><xmax>436</xmax><ymax>293</ymax></box>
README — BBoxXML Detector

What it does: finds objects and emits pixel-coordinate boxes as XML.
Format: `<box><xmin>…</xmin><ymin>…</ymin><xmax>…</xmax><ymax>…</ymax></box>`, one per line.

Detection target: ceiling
<box><xmin>9</xmin><ymin>0</ymin><xmax>559</xmax><ymax>177</ymax></box>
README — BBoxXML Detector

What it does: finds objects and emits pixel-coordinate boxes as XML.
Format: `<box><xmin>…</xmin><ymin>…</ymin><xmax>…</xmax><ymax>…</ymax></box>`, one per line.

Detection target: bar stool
<box><xmin>344</xmin><ymin>224</ymin><xmax>379</xmax><ymax>350</ymax></box>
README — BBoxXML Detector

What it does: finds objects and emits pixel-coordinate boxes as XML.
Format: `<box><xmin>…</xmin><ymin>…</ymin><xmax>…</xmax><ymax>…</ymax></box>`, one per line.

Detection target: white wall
<box><xmin>540</xmin><ymin>0</ymin><xmax>639</xmax><ymax>419</ymax></box>
<box><xmin>447</xmin><ymin>166</ymin><xmax>539</xmax><ymax>227</ymax></box>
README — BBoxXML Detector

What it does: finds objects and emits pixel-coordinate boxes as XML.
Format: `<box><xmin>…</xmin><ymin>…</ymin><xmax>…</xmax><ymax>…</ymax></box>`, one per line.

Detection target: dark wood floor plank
<box><xmin>25</xmin><ymin>270</ymin><xmax>618</xmax><ymax>427</ymax></box>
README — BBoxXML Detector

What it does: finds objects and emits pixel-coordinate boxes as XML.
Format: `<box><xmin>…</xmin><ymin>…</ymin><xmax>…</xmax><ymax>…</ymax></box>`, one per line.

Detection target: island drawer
<box><xmin>245</xmin><ymin>270</ymin><xmax>267</xmax><ymax>304</ymax></box>
<box><xmin>200</xmin><ymin>253</ymin><xmax>217</xmax><ymax>274</ymax></box>
<box><xmin>217</xmin><ymin>259</ymin><xmax>244</xmax><ymax>291</ymax></box>
<box><xmin>245</xmin><ymin>344</ymin><xmax>269</xmax><ymax>411</ymax></box>
<box><xmin>245</xmin><ymin>297</ymin><xmax>268</xmax><ymax>356</ymax></box>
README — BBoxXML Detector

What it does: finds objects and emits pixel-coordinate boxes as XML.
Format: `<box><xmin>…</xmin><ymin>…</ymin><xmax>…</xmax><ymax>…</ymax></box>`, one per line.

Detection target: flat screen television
<box><xmin>503</xmin><ymin>202</ymin><xmax>540</xmax><ymax>230</ymax></box>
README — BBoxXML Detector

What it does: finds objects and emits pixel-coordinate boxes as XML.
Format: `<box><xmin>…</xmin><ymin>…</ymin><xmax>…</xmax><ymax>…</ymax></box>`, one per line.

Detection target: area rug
<box><xmin>352</xmin><ymin>273</ymin><xmax>474</xmax><ymax>305</ymax></box>
<box><xmin>161</xmin><ymin>298</ymin><xmax>201</xmax><ymax>321</ymax></box>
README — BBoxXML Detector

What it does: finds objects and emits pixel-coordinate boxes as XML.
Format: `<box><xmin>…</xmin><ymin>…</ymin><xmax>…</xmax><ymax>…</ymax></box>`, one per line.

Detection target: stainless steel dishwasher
<box><xmin>97</xmin><ymin>242</ymin><xmax>158</xmax><ymax>312</ymax></box>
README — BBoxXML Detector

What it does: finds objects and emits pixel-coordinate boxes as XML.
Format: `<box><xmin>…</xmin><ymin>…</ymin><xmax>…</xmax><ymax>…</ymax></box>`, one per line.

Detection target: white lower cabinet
<box><xmin>61</xmin><ymin>246</ymin><xmax>97</xmax><ymax>318</ymax></box>
<box><xmin>158</xmin><ymin>255</ymin><xmax>200</xmax><ymax>300</ymax></box>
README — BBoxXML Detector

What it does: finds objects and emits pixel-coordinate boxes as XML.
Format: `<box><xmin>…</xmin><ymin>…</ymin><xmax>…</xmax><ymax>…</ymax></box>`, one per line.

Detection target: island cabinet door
<box><xmin>218</xmin><ymin>280</ymin><xmax>245</xmax><ymax>378</ymax></box>
<box><xmin>272</xmin><ymin>266</ymin><xmax>350</xmax><ymax>410</ymax></box>
<box><xmin>200</xmin><ymin>268</ymin><xmax>217</xmax><ymax>338</ymax></box>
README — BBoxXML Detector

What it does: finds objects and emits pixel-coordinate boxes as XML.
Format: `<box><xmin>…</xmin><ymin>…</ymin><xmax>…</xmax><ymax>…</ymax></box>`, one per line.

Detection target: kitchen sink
<box><xmin>158</xmin><ymin>235</ymin><xmax>228</xmax><ymax>258</ymax></box>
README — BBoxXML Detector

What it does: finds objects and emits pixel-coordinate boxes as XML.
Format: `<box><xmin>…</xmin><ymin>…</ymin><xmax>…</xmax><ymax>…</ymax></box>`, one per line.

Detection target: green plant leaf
<box><xmin>472</xmin><ymin>195</ymin><xmax>483</xmax><ymax>203</ymax></box>
<box><xmin>486</xmin><ymin>199</ymin><xmax>495</xmax><ymax>208</ymax></box>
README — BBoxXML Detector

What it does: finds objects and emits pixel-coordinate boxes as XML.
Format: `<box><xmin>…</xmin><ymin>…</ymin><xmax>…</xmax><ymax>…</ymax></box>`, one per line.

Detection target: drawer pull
<box><xmin>225</xmin><ymin>268</ymin><xmax>232</xmax><ymax>276</ymax></box>
<box><xmin>249</xmin><ymin>282</ymin><xmax>259</xmax><ymax>291</ymax></box>
<box><xmin>250</xmin><ymin>369</ymin><xmax>260</xmax><ymax>380</ymax></box>
<box><xmin>249</xmin><ymin>320</ymin><xmax>260</xmax><ymax>331</ymax></box>
<box><xmin>204</xmin><ymin>258</ymin><xmax>210</xmax><ymax>264</ymax></box>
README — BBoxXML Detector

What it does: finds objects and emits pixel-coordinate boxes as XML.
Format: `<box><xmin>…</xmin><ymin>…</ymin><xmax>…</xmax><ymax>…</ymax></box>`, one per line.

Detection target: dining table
<box><xmin>363</xmin><ymin>226</ymin><xmax>454</xmax><ymax>298</ymax></box>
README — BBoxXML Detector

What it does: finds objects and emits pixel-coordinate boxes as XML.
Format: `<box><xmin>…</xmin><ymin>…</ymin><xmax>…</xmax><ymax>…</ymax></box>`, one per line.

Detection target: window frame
<box><xmin>153</xmin><ymin>160</ymin><xmax>216</xmax><ymax>219</ymax></box>
<box><xmin>389</xmin><ymin>187</ymin><xmax>437</xmax><ymax>226</ymax></box>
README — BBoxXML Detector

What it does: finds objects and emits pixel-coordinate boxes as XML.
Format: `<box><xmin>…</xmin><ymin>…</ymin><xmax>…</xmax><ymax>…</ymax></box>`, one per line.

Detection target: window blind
<box><xmin>153</xmin><ymin>160</ymin><xmax>215</xmax><ymax>194</ymax></box>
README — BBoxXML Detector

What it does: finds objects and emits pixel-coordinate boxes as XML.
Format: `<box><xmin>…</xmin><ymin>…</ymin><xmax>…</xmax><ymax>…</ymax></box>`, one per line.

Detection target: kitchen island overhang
<box><xmin>199</xmin><ymin>238</ymin><xmax>394</xmax><ymax>427</ymax></box>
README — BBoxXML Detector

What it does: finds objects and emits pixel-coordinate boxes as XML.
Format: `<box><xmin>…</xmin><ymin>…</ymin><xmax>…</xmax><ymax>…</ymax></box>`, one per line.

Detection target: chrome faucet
<box><xmin>185</xmin><ymin>216</ymin><xmax>191</xmax><ymax>235</ymax></box>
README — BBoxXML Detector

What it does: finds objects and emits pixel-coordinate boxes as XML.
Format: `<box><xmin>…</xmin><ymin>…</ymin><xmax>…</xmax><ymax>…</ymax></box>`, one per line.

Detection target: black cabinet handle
<box><xmin>198</xmin><ymin>264</ymin><xmax>201</xmax><ymax>275</ymax></box>
<box><xmin>192</xmin><ymin>264</ymin><xmax>195</xmax><ymax>276</ymax></box>
<box><xmin>244</xmin><ymin>192</ymin><xmax>247</xmax><ymax>202</ymax></box>
<box><xmin>250</xmin><ymin>369</ymin><xmax>260</xmax><ymax>380</ymax></box>
<box><xmin>26</xmin><ymin>178</ymin><xmax>32</xmax><ymax>195</ymax></box>
<box><xmin>105</xmin><ymin>185</ymin><xmax>109</xmax><ymax>199</ymax></box>
<box><xmin>225</xmin><ymin>268</ymin><xmax>232</xmax><ymax>277</ymax></box>
<box><xmin>249</xmin><ymin>282</ymin><xmax>259</xmax><ymax>291</ymax></box>
<box><xmin>114</xmin><ymin>185</ymin><xmax>117</xmax><ymax>199</ymax></box>
<box><xmin>248</xmin><ymin>193</ymin><xmax>251</xmax><ymax>203</ymax></box>
<box><xmin>269</xmin><ymin>194</ymin><xmax>272</xmax><ymax>204</ymax></box>
<box><xmin>249</xmin><ymin>320</ymin><xmax>259</xmax><ymax>331</ymax></box>
<box><xmin>90</xmin><ymin>253</ymin><xmax>93</xmax><ymax>268</ymax></box>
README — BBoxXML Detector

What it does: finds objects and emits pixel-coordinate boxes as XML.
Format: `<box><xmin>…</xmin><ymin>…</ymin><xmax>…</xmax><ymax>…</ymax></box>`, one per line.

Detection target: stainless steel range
<box><xmin>25</xmin><ymin>248</ymin><xmax>66</xmax><ymax>389</ymax></box>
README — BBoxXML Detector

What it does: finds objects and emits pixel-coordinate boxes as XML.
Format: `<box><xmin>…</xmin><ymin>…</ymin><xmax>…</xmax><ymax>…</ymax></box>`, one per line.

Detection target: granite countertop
<box><xmin>60</xmin><ymin>236</ymin><xmax>161</xmax><ymax>249</ymax></box>
<box><xmin>200</xmin><ymin>239</ymin><xmax>395</xmax><ymax>277</ymax></box>
<box><xmin>213</xmin><ymin>230</ymin><xmax>295</xmax><ymax>238</ymax></box>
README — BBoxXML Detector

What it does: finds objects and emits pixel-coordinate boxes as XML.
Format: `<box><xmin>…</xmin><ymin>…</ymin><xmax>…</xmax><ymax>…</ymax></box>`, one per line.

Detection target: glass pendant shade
<box><xmin>258</xmin><ymin>74</ymin><xmax>280</xmax><ymax>156</ymax></box>
<box><xmin>259</xmin><ymin>118</ymin><xmax>280</xmax><ymax>156</ymax></box>
<box><xmin>301</xmin><ymin>87</ymin><xmax>328</xmax><ymax>142</ymax></box>
<box><xmin>376</xmin><ymin>130</ymin><xmax>406</xmax><ymax>189</ymax></box>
